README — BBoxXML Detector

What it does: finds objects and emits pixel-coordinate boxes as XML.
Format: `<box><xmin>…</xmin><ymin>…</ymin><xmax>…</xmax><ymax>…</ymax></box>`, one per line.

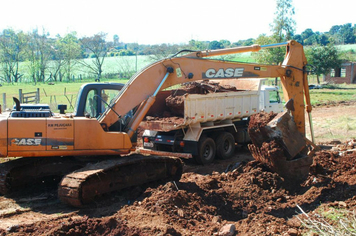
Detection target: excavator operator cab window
<box><xmin>85</xmin><ymin>89</ymin><xmax>98</xmax><ymax>118</ymax></box>
<box><xmin>100</xmin><ymin>89</ymin><xmax>120</xmax><ymax>113</ymax></box>
<box><xmin>84</xmin><ymin>88</ymin><xmax>121</xmax><ymax>118</ymax></box>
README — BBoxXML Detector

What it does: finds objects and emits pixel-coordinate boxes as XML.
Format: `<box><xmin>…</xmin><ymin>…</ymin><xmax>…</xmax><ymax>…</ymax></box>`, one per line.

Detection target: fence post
<box><xmin>19</xmin><ymin>89</ymin><xmax>23</xmax><ymax>103</ymax></box>
<box><xmin>2</xmin><ymin>93</ymin><xmax>5</xmax><ymax>110</ymax></box>
<box><xmin>36</xmin><ymin>88</ymin><xmax>40</xmax><ymax>103</ymax></box>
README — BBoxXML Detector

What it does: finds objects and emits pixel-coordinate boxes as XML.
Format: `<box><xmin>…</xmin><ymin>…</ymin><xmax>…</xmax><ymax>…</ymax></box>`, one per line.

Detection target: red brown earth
<box><xmin>158</xmin><ymin>81</ymin><xmax>238</xmax><ymax>117</ymax></box>
<box><xmin>142</xmin><ymin>81</ymin><xmax>237</xmax><ymax>127</ymax></box>
<box><xmin>0</xmin><ymin>103</ymin><xmax>355</xmax><ymax>235</ymax></box>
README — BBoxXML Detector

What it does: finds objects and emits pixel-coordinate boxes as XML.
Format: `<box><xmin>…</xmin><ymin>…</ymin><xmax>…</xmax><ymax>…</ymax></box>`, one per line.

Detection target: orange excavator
<box><xmin>0</xmin><ymin>40</ymin><xmax>315</xmax><ymax>207</ymax></box>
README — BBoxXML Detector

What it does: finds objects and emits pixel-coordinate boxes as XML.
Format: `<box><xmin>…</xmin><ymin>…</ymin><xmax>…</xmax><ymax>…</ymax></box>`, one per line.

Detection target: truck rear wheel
<box><xmin>216</xmin><ymin>132</ymin><xmax>235</xmax><ymax>160</ymax></box>
<box><xmin>195</xmin><ymin>137</ymin><xmax>216</xmax><ymax>165</ymax></box>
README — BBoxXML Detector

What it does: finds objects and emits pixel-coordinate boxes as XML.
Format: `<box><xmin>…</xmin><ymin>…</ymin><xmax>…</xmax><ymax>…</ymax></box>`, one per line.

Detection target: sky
<box><xmin>1</xmin><ymin>0</ymin><xmax>355</xmax><ymax>45</ymax></box>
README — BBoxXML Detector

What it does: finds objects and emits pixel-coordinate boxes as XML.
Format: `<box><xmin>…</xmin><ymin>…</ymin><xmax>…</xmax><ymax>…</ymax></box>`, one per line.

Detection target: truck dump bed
<box><xmin>140</xmin><ymin>79</ymin><xmax>263</xmax><ymax>132</ymax></box>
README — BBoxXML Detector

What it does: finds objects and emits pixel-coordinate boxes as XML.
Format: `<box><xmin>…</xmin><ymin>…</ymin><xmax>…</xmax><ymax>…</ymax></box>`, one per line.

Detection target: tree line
<box><xmin>0</xmin><ymin>15</ymin><xmax>355</xmax><ymax>84</ymax></box>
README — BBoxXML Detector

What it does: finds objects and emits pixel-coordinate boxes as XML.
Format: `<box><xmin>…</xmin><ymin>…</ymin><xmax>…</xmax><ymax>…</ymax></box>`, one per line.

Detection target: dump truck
<box><xmin>140</xmin><ymin>79</ymin><xmax>284</xmax><ymax>164</ymax></box>
<box><xmin>0</xmin><ymin>40</ymin><xmax>315</xmax><ymax>207</ymax></box>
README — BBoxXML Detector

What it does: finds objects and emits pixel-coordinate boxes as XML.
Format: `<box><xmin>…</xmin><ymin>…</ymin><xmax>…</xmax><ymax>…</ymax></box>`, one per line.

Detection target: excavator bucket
<box><xmin>248</xmin><ymin>111</ymin><xmax>313</xmax><ymax>182</ymax></box>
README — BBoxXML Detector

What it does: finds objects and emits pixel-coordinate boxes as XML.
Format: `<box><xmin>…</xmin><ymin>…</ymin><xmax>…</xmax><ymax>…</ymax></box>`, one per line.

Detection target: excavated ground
<box><xmin>0</xmin><ymin>85</ymin><xmax>355</xmax><ymax>235</ymax></box>
<box><xmin>0</xmin><ymin>140</ymin><xmax>355</xmax><ymax>236</ymax></box>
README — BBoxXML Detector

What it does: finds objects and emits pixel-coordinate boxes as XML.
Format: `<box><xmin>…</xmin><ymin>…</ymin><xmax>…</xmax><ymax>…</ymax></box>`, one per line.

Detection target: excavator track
<box><xmin>0</xmin><ymin>156</ymin><xmax>87</xmax><ymax>195</ymax></box>
<box><xmin>58</xmin><ymin>154</ymin><xmax>183</xmax><ymax>207</ymax></box>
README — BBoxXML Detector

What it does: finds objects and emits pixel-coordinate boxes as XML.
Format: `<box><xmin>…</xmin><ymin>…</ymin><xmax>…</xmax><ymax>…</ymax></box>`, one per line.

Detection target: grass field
<box><xmin>0</xmin><ymin>79</ymin><xmax>129</xmax><ymax>111</ymax></box>
<box><xmin>309</xmin><ymin>83</ymin><xmax>356</xmax><ymax>105</ymax></box>
<box><xmin>13</xmin><ymin>55</ymin><xmax>155</xmax><ymax>83</ymax></box>
<box><xmin>336</xmin><ymin>44</ymin><xmax>356</xmax><ymax>51</ymax></box>
<box><xmin>12</xmin><ymin>53</ymin><xmax>256</xmax><ymax>84</ymax></box>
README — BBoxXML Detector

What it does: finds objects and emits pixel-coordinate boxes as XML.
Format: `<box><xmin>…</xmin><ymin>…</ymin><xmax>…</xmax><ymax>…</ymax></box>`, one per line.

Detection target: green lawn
<box><xmin>309</xmin><ymin>84</ymin><xmax>356</xmax><ymax>105</ymax></box>
<box><xmin>12</xmin><ymin>55</ymin><xmax>155</xmax><ymax>83</ymax></box>
<box><xmin>0</xmin><ymin>79</ymin><xmax>129</xmax><ymax>111</ymax></box>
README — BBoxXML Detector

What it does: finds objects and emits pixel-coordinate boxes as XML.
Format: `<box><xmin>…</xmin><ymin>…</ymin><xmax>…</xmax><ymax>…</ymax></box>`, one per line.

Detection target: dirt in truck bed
<box><xmin>147</xmin><ymin>81</ymin><xmax>239</xmax><ymax>118</ymax></box>
<box><xmin>1</xmin><ymin>104</ymin><xmax>356</xmax><ymax>235</ymax></box>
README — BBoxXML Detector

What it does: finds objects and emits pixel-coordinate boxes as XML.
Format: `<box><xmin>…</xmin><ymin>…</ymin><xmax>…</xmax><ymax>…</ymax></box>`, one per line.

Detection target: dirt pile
<box><xmin>165</xmin><ymin>81</ymin><xmax>238</xmax><ymax>116</ymax></box>
<box><xmin>141</xmin><ymin>81</ymin><xmax>239</xmax><ymax>129</ymax></box>
<box><xmin>2</xmin><ymin>142</ymin><xmax>356</xmax><ymax>235</ymax></box>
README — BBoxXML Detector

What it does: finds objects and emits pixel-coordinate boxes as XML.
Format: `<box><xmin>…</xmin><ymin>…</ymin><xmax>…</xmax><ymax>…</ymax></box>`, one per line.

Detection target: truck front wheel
<box><xmin>195</xmin><ymin>137</ymin><xmax>216</xmax><ymax>165</ymax></box>
<box><xmin>216</xmin><ymin>132</ymin><xmax>235</xmax><ymax>160</ymax></box>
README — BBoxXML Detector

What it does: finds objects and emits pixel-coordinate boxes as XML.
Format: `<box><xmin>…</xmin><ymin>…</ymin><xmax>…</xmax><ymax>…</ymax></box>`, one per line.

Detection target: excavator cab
<box><xmin>73</xmin><ymin>82</ymin><xmax>124</xmax><ymax>118</ymax></box>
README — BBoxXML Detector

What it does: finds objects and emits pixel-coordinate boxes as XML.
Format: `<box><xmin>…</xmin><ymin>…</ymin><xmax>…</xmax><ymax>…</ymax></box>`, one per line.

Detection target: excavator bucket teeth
<box><xmin>248</xmin><ymin>111</ymin><xmax>313</xmax><ymax>182</ymax></box>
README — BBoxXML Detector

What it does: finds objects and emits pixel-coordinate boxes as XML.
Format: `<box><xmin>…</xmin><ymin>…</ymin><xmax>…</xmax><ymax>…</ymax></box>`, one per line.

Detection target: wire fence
<box><xmin>1</xmin><ymin>88</ymin><xmax>78</xmax><ymax>112</ymax></box>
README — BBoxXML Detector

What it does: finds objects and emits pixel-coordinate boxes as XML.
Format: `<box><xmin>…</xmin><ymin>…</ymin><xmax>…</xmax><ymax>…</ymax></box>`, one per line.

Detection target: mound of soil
<box><xmin>165</xmin><ymin>81</ymin><xmax>238</xmax><ymax>116</ymax></box>
<box><xmin>2</xmin><ymin>144</ymin><xmax>356</xmax><ymax>235</ymax></box>
<box><xmin>142</xmin><ymin>81</ymin><xmax>241</xmax><ymax>126</ymax></box>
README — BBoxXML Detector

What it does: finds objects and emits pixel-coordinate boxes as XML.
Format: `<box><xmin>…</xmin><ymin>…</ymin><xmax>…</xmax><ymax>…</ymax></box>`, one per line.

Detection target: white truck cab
<box><xmin>260</xmin><ymin>85</ymin><xmax>284</xmax><ymax>113</ymax></box>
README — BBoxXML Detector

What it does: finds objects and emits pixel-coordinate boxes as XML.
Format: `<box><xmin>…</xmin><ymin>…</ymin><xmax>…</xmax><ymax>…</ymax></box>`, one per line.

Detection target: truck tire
<box><xmin>216</xmin><ymin>132</ymin><xmax>235</xmax><ymax>160</ymax></box>
<box><xmin>195</xmin><ymin>137</ymin><xmax>216</xmax><ymax>165</ymax></box>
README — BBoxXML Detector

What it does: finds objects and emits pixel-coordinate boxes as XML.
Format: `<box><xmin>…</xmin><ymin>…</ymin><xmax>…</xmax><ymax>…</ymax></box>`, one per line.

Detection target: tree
<box><xmin>329</xmin><ymin>25</ymin><xmax>341</xmax><ymax>35</ymax></box>
<box><xmin>301</xmin><ymin>28</ymin><xmax>315</xmax><ymax>45</ymax></box>
<box><xmin>219</xmin><ymin>40</ymin><xmax>231</xmax><ymax>48</ymax></box>
<box><xmin>0</xmin><ymin>29</ymin><xmax>27</xmax><ymax>83</ymax></box>
<box><xmin>339</xmin><ymin>23</ymin><xmax>355</xmax><ymax>44</ymax></box>
<box><xmin>51</xmin><ymin>32</ymin><xmax>81</xmax><ymax>82</ymax></box>
<box><xmin>292</xmin><ymin>34</ymin><xmax>303</xmax><ymax>44</ymax></box>
<box><xmin>26</xmin><ymin>28</ymin><xmax>52</xmax><ymax>83</ymax></box>
<box><xmin>253</xmin><ymin>34</ymin><xmax>281</xmax><ymax>64</ymax></box>
<box><xmin>79</xmin><ymin>32</ymin><xmax>111</xmax><ymax>81</ymax></box>
<box><xmin>113</xmin><ymin>34</ymin><xmax>119</xmax><ymax>46</ymax></box>
<box><xmin>208</xmin><ymin>40</ymin><xmax>223</xmax><ymax>50</ymax></box>
<box><xmin>188</xmin><ymin>40</ymin><xmax>208</xmax><ymax>51</ymax></box>
<box><xmin>256</xmin><ymin>0</ymin><xmax>296</xmax><ymax>65</ymax></box>
<box><xmin>115</xmin><ymin>56</ymin><xmax>136</xmax><ymax>79</ymax></box>
<box><xmin>318</xmin><ymin>34</ymin><xmax>329</xmax><ymax>46</ymax></box>
<box><xmin>270</xmin><ymin>0</ymin><xmax>296</xmax><ymax>42</ymax></box>
<box><xmin>148</xmin><ymin>43</ymin><xmax>181</xmax><ymax>61</ymax></box>
<box><xmin>328</xmin><ymin>23</ymin><xmax>356</xmax><ymax>44</ymax></box>
<box><xmin>305</xmin><ymin>43</ymin><xmax>342</xmax><ymax>84</ymax></box>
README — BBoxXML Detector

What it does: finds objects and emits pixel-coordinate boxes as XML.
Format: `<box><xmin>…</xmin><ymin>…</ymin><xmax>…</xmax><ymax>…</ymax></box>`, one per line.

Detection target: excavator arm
<box><xmin>99</xmin><ymin>40</ymin><xmax>312</xmax><ymax>139</ymax></box>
